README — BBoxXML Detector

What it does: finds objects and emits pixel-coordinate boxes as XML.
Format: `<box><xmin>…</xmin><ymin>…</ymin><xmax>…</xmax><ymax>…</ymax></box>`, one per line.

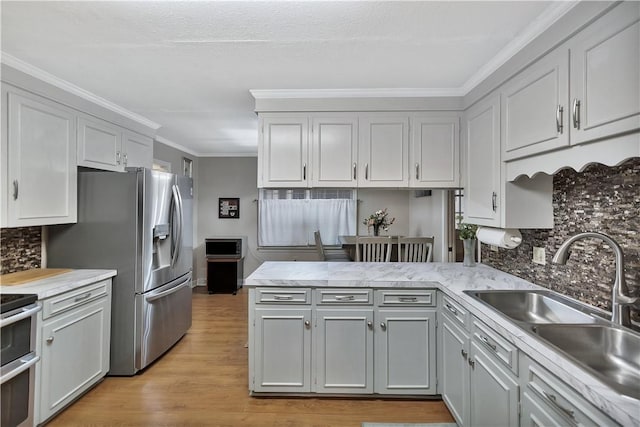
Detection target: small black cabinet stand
<box><xmin>207</xmin><ymin>257</ymin><xmax>244</xmax><ymax>295</ymax></box>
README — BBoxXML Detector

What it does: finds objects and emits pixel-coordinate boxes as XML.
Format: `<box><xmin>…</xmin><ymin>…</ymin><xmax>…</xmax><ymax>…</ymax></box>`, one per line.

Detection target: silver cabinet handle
<box><xmin>365</xmin><ymin>163</ymin><xmax>369</xmax><ymax>180</ymax></box>
<box><xmin>399</xmin><ymin>296</ymin><xmax>418</xmax><ymax>302</ymax></box>
<box><xmin>353</xmin><ymin>163</ymin><xmax>357</xmax><ymax>180</ymax></box>
<box><xmin>46</xmin><ymin>336</ymin><xmax>54</xmax><ymax>344</ymax></box>
<box><xmin>556</xmin><ymin>105</ymin><xmax>564</xmax><ymax>134</ymax></box>
<box><xmin>303</xmin><ymin>163</ymin><xmax>306</xmax><ymax>181</ymax></box>
<box><xmin>415</xmin><ymin>163</ymin><xmax>419</xmax><ymax>180</ymax></box>
<box><xmin>380</xmin><ymin>322</ymin><xmax>386</xmax><ymax>331</ymax></box>
<box><xmin>445</xmin><ymin>303</ymin><xmax>458</xmax><ymax>315</ymax></box>
<box><xmin>542</xmin><ymin>391</ymin><xmax>576</xmax><ymax>420</ymax></box>
<box><xmin>116</xmin><ymin>151</ymin><xmax>121</xmax><ymax>165</ymax></box>
<box><xmin>572</xmin><ymin>99</ymin><xmax>581</xmax><ymax>129</ymax></box>
<box><xmin>74</xmin><ymin>292</ymin><xmax>92</xmax><ymax>303</ymax></box>
<box><xmin>461</xmin><ymin>349</ymin><xmax>468</xmax><ymax>360</ymax></box>
<box><xmin>334</xmin><ymin>295</ymin><xmax>355</xmax><ymax>301</ymax></box>
<box><xmin>304</xmin><ymin>320</ymin><xmax>310</xmax><ymax>329</ymax></box>
<box><xmin>123</xmin><ymin>153</ymin><xmax>128</xmax><ymax>166</ymax></box>
<box><xmin>479</xmin><ymin>334</ymin><xmax>497</xmax><ymax>352</ymax></box>
<box><xmin>12</xmin><ymin>180</ymin><xmax>18</xmax><ymax>200</ymax></box>
<box><xmin>367</xmin><ymin>321</ymin><xmax>373</xmax><ymax>329</ymax></box>
<box><xmin>468</xmin><ymin>358</ymin><xmax>475</xmax><ymax>369</ymax></box>
<box><xmin>273</xmin><ymin>295</ymin><xmax>293</xmax><ymax>300</ymax></box>
<box><xmin>491</xmin><ymin>192</ymin><xmax>497</xmax><ymax>212</ymax></box>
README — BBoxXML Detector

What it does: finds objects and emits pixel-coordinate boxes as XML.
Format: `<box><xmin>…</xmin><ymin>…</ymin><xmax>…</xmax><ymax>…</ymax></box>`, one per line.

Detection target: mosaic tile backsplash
<box><xmin>481</xmin><ymin>158</ymin><xmax>640</xmax><ymax>322</ymax></box>
<box><xmin>0</xmin><ymin>226</ymin><xmax>42</xmax><ymax>274</ymax></box>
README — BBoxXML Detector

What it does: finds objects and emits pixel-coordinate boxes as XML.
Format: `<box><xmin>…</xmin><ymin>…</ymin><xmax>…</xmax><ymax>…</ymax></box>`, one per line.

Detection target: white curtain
<box><xmin>259</xmin><ymin>199</ymin><xmax>356</xmax><ymax>246</ymax></box>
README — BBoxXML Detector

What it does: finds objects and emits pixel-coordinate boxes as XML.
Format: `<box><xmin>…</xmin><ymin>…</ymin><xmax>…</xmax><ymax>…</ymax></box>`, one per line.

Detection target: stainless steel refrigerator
<box><xmin>48</xmin><ymin>168</ymin><xmax>193</xmax><ymax>375</ymax></box>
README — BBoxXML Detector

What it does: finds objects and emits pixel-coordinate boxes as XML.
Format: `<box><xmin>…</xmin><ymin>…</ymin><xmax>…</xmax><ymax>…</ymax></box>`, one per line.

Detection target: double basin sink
<box><xmin>464</xmin><ymin>289</ymin><xmax>640</xmax><ymax>400</ymax></box>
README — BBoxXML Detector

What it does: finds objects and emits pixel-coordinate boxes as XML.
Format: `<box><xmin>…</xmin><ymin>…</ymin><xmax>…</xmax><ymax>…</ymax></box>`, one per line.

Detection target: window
<box><xmin>258</xmin><ymin>189</ymin><xmax>356</xmax><ymax>247</ymax></box>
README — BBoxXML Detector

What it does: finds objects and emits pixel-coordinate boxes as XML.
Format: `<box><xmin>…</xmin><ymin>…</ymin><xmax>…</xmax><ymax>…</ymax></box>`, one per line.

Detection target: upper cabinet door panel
<box><xmin>311</xmin><ymin>115</ymin><xmax>358</xmax><ymax>187</ymax></box>
<box><xmin>410</xmin><ymin>115</ymin><xmax>459</xmax><ymax>188</ymax></box>
<box><xmin>501</xmin><ymin>48</ymin><xmax>569</xmax><ymax>161</ymax></box>
<box><xmin>123</xmin><ymin>131</ymin><xmax>153</xmax><ymax>169</ymax></box>
<box><xmin>358</xmin><ymin>115</ymin><xmax>409</xmax><ymax>187</ymax></box>
<box><xmin>262</xmin><ymin>116</ymin><xmax>309</xmax><ymax>188</ymax></box>
<box><xmin>6</xmin><ymin>91</ymin><xmax>77</xmax><ymax>227</ymax></box>
<box><xmin>77</xmin><ymin>116</ymin><xmax>123</xmax><ymax>172</ymax></box>
<box><xmin>570</xmin><ymin>2</ymin><xmax>640</xmax><ymax>145</ymax></box>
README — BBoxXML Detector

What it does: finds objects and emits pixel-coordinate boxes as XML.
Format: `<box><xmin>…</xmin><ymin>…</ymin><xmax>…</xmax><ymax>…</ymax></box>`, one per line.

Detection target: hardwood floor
<box><xmin>48</xmin><ymin>287</ymin><xmax>454</xmax><ymax>426</ymax></box>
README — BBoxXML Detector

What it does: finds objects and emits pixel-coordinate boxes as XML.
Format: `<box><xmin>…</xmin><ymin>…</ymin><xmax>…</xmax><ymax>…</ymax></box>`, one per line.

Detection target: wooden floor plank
<box><xmin>47</xmin><ymin>287</ymin><xmax>454</xmax><ymax>426</ymax></box>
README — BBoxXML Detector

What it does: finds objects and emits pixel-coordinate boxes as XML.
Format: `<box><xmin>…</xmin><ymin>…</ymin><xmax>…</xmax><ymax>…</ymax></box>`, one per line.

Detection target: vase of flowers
<box><xmin>363</xmin><ymin>209</ymin><xmax>395</xmax><ymax>236</ymax></box>
<box><xmin>457</xmin><ymin>216</ymin><xmax>478</xmax><ymax>267</ymax></box>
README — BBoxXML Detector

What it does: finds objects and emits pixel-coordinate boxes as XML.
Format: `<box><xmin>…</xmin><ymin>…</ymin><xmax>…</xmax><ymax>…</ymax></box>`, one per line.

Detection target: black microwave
<box><xmin>205</xmin><ymin>238</ymin><xmax>245</xmax><ymax>259</ymax></box>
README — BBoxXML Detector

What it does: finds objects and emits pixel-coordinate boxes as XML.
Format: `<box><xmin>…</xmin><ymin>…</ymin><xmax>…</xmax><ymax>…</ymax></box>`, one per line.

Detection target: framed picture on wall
<box><xmin>183</xmin><ymin>157</ymin><xmax>193</xmax><ymax>178</ymax></box>
<box><xmin>219</xmin><ymin>198</ymin><xmax>240</xmax><ymax>219</ymax></box>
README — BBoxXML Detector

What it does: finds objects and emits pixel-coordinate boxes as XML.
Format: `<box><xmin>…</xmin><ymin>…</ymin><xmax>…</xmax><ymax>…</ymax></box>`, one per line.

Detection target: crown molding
<box><xmin>1</xmin><ymin>52</ymin><xmax>161</xmax><ymax>130</ymax></box>
<box><xmin>250</xmin><ymin>87</ymin><xmax>465</xmax><ymax>99</ymax></box>
<box><xmin>460</xmin><ymin>1</ymin><xmax>578</xmax><ymax>94</ymax></box>
<box><xmin>154</xmin><ymin>136</ymin><xmax>200</xmax><ymax>157</ymax></box>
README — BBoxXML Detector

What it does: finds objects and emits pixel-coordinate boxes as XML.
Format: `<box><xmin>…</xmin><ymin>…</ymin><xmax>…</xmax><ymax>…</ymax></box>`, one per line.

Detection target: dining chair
<box><xmin>398</xmin><ymin>237</ymin><xmax>434</xmax><ymax>262</ymax></box>
<box><xmin>355</xmin><ymin>236</ymin><xmax>393</xmax><ymax>262</ymax></box>
<box><xmin>314</xmin><ymin>231</ymin><xmax>350</xmax><ymax>262</ymax></box>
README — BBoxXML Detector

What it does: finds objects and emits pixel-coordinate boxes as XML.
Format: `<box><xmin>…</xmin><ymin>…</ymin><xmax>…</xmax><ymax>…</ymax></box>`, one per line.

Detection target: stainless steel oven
<box><xmin>1</xmin><ymin>294</ymin><xmax>40</xmax><ymax>427</ymax></box>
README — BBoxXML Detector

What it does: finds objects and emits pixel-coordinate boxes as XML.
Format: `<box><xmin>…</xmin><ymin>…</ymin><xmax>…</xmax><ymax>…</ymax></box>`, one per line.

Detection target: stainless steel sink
<box><xmin>531</xmin><ymin>324</ymin><xmax>640</xmax><ymax>400</ymax></box>
<box><xmin>464</xmin><ymin>289</ymin><xmax>609</xmax><ymax>325</ymax></box>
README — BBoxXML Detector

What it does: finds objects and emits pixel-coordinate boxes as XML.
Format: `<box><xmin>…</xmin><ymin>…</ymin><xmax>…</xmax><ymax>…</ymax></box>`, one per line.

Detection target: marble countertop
<box><xmin>246</xmin><ymin>261</ymin><xmax>640</xmax><ymax>426</ymax></box>
<box><xmin>0</xmin><ymin>269</ymin><xmax>117</xmax><ymax>299</ymax></box>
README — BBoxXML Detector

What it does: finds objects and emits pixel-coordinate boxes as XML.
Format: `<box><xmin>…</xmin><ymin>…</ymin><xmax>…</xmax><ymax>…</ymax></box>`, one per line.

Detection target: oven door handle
<box><xmin>0</xmin><ymin>352</ymin><xmax>39</xmax><ymax>385</ymax></box>
<box><xmin>0</xmin><ymin>303</ymin><xmax>41</xmax><ymax>328</ymax></box>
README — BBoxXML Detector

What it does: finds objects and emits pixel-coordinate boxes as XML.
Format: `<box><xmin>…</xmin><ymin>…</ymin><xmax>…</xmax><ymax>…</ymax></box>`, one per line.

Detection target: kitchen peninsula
<box><xmin>246</xmin><ymin>262</ymin><xmax>640</xmax><ymax>427</ymax></box>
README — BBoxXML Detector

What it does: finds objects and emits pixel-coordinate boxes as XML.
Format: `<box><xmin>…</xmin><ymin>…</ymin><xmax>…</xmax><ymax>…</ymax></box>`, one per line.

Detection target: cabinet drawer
<box><xmin>526</xmin><ymin>360</ymin><xmax>619</xmax><ymax>427</ymax></box>
<box><xmin>441</xmin><ymin>294</ymin><xmax>468</xmax><ymax>327</ymax></box>
<box><xmin>256</xmin><ymin>288</ymin><xmax>311</xmax><ymax>304</ymax></box>
<box><xmin>42</xmin><ymin>280</ymin><xmax>110</xmax><ymax>320</ymax></box>
<box><xmin>376</xmin><ymin>290</ymin><xmax>436</xmax><ymax>307</ymax></box>
<box><xmin>315</xmin><ymin>289</ymin><xmax>372</xmax><ymax>305</ymax></box>
<box><xmin>471</xmin><ymin>318</ymin><xmax>518</xmax><ymax>375</ymax></box>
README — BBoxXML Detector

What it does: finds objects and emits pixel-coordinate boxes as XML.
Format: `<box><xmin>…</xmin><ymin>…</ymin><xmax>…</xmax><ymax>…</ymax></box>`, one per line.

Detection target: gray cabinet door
<box><xmin>358</xmin><ymin>114</ymin><xmax>409</xmax><ymax>187</ymax></box>
<box><xmin>569</xmin><ymin>2</ymin><xmax>640</xmax><ymax>145</ymax></box>
<box><xmin>410</xmin><ymin>115</ymin><xmax>460</xmax><ymax>188</ymax></box>
<box><xmin>311</xmin><ymin>114</ymin><xmax>358</xmax><ymax>187</ymax></box>
<box><xmin>253</xmin><ymin>308</ymin><xmax>312</xmax><ymax>392</ymax></box>
<box><xmin>440</xmin><ymin>315</ymin><xmax>470</xmax><ymax>425</ymax></box>
<box><xmin>463</xmin><ymin>94</ymin><xmax>501</xmax><ymax>227</ymax></box>
<box><xmin>315</xmin><ymin>308</ymin><xmax>373</xmax><ymax>393</ymax></box>
<box><xmin>261</xmin><ymin>115</ymin><xmax>309</xmax><ymax>188</ymax></box>
<box><xmin>77</xmin><ymin>115</ymin><xmax>123</xmax><ymax>172</ymax></box>
<box><xmin>468</xmin><ymin>342</ymin><xmax>519</xmax><ymax>427</ymax></box>
<box><xmin>375</xmin><ymin>309</ymin><xmax>437</xmax><ymax>395</ymax></box>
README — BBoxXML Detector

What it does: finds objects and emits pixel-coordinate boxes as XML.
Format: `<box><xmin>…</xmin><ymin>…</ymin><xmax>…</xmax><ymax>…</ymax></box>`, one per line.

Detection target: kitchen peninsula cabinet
<box><xmin>2</xmin><ymin>87</ymin><xmax>77</xmax><ymax>227</ymax></box>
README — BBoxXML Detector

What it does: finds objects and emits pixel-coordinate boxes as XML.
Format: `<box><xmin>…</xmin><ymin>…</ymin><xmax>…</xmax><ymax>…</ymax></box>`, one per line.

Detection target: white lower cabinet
<box><xmin>249</xmin><ymin>288</ymin><xmax>436</xmax><ymax>396</ymax></box>
<box><xmin>315</xmin><ymin>308</ymin><xmax>374</xmax><ymax>393</ymax></box>
<box><xmin>440</xmin><ymin>312</ymin><xmax>470</xmax><ymax>425</ymax></box>
<box><xmin>253</xmin><ymin>307</ymin><xmax>312</xmax><ymax>393</ymax></box>
<box><xmin>37</xmin><ymin>279</ymin><xmax>112</xmax><ymax>424</ymax></box>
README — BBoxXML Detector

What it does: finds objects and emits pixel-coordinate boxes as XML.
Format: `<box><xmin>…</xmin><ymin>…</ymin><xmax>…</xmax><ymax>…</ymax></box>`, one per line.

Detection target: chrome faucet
<box><xmin>552</xmin><ymin>232</ymin><xmax>638</xmax><ymax>328</ymax></box>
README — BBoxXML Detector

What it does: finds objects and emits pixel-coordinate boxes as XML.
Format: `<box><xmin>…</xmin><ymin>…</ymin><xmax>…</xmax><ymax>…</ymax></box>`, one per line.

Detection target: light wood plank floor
<box><xmin>49</xmin><ymin>287</ymin><xmax>454</xmax><ymax>426</ymax></box>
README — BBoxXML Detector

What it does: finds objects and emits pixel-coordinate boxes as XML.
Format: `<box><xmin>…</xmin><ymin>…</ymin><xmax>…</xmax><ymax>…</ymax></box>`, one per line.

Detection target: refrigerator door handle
<box><xmin>145</xmin><ymin>277</ymin><xmax>191</xmax><ymax>302</ymax></box>
<box><xmin>170</xmin><ymin>184</ymin><xmax>183</xmax><ymax>267</ymax></box>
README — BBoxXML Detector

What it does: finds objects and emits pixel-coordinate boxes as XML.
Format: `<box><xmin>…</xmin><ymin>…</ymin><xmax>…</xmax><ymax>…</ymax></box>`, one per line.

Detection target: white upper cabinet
<box><xmin>78</xmin><ymin>116</ymin><xmax>153</xmax><ymax>172</ymax></box>
<box><xmin>311</xmin><ymin>114</ymin><xmax>358</xmax><ymax>187</ymax></box>
<box><xmin>501</xmin><ymin>48</ymin><xmax>569</xmax><ymax>161</ymax></box>
<box><xmin>3</xmin><ymin>88</ymin><xmax>77</xmax><ymax>227</ymax></box>
<box><xmin>464</xmin><ymin>95</ymin><xmax>501</xmax><ymax>227</ymax></box>
<box><xmin>77</xmin><ymin>115</ymin><xmax>123</xmax><ymax>171</ymax></box>
<box><xmin>260</xmin><ymin>114</ymin><xmax>309</xmax><ymax>188</ymax></box>
<box><xmin>569</xmin><ymin>1</ymin><xmax>640</xmax><ymax>145</ymax></box>
<box><xmin>123</xmin><ymin>130</ymin><xmax>153</xmax><ymax>169</ymax></box>
<box><xmin>410</xmin><ymin>114</ymin><xmax>460</xmax><ymax>188</ymax></box>
<box><xmin>358</xmin><ymin>114</ymin><xmax>409</xmax><ymax>187</ymax></box>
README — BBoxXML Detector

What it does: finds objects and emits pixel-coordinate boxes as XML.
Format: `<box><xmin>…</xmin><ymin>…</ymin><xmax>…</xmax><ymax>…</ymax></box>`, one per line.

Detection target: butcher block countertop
<box><xmin>0</xmin><ymin>269</ymin><xmax>117</xmax><ymax>299</ymax></box>
<box><xmin>247</xmin><ymin>261</ymin><xmax>640</xmax><ymax>426</ymax></box>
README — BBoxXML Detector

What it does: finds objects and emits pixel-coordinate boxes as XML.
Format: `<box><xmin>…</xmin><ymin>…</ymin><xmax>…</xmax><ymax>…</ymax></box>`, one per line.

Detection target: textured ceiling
<box><xmin>1</xmin><ymin>1</ymin><xmax>563</xmax><ymax>156</ymax></box>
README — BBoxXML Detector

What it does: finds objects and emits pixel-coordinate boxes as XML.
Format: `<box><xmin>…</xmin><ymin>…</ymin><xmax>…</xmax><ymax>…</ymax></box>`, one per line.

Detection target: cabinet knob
<box><xmin>123</xmin><ymin>153</ymin><xmax>128</xmax><ymax>166</ymax></box>
<box><xmin>353</xmin><ymin>163</ymin><xmax>357</xmax><ymax>180</ymax></box>
<box><xmin>468</xmin><ymin>358</ymin><xmax>475</xmax><ymax>369</ymax></box>
<box><xmin>365</xmin><ymin>164</ymin><xmax>369</xmax><ymax>180</ymax></box>
<box><xmin>491</xmin><ymin>192</ymin><xmax>497</xmax><ymax>212</ymax></box>
<box><xmin>46</xmin><ymin>336</ymin><xmax>54</xmax><ymax>344</ymax></box>
<box><xmin>303</xmin><ymin>163</ymin><xmax>306</xmax><ymax>181</ymax></box>
<box><xmin>304</xmin><ymin>320</ymin><xmax>310</xmax><ymax>329</ymax></box>
<box><xmin>380</xmin><ymin>322</ymin><xmax>386</xmax><ymax>331</ymax></box>
<box><xmin>415</xmin><ymin>163</ymin><xmax>420</xmax><ymax>180</ymax></box>
<box><xmin>116</xmin><ymin>151</ymin><xmax>122</xmax><ymax>165</ymax></box>
<box><xmin>12</xmin><ymin>180</ymin><xmax>18</xmax><ymax>200</ymax></box>
<box><xmin>367</xmin><ymin>321</ymin><xmax>373</xmax><ymax>329</ymax></box>
<box><xmin>461</xmin><ymin>349</ymin><xmax>468</xmax><ymax>360</ymax></box>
